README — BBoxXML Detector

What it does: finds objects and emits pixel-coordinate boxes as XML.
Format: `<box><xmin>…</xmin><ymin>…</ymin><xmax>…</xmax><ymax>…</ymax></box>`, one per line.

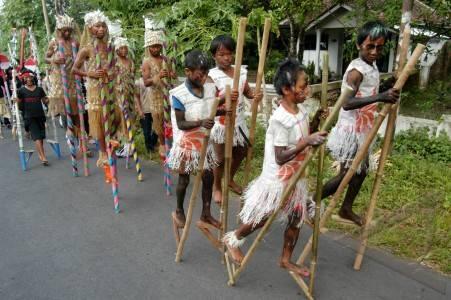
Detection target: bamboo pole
<box><xmin>7</xmin><ymin>29</ymin><xmax>18</xmax><ymax>139</ymax></box>
<box><xmin>162</xmin><ymin>39</ymin><xmax>174</xmax><ymax>195</ymax></box>
<box><xmin>41</xmin><ymin>0</ymin><xmax>51</xmax><ymax>40</ymax></box>
<box><xmin>227</xmin><ymin>85</ymin><xmax>354</xmax><ymax>286</ymax></box>
<box><xmin>353</xmin><ymin>99</ymin><xmax>396</xmax><ymax>270</ymax></box>
<box><xmin>12</xmin><ymin>69</ymin><xmax>27</xmax><ymax>171</ymax></box>
<box><xmin>218</xmin><ymin>17</ymin><xmax>247</xmax><ymax>244</ymax></box>
<box><xmin>296</xmin><ymin>44</ymin><xmax>426</xmax><ymax>266</ymax></box>
<box><xmin>354</xmin><ymin>19</ymin><xmax>413</xmax><ymax>272</ymax></box>
<box><xmin>386</xmin><ymin>27</ymin><xmax>411</xmax><ymax>154</ymax></box>
<box><xmin>289</xmin><ymin>272</ymin><xmax>314</xmax><ymax>300</ymax></box>
<box><xmin>390</xmin><ymin>0</ymin><xmax>414</xmax><ymax>152</ymax></box>
<box><xmin>15</xmin><ymin>29</ymin><xmax>29</xmax><ymax>170</ymax></box>
<box><xmin>71</xmin><ymin>41</ymin><xmax>90</xmax><ymax>176</ymax></box>
<box><xmin>242</xmin><ymin>18</ymin><xmax>271</xmax><ymax>191</ymax></box>
<box><xmin>19</xmin><ymin>29</ymin><xmax>26</xmax><ymax>70</ymax></box>
<box><xmin>174</xmin><ymin>98</ymin><xmax>221</xmax><ymax>262</ymax></box>
<box><xmin>308</xmin><ymin>52</ymin><xmax>329</xmax><ymax>294</ymax></box>
<box><xmin>220</xmin><ymin>85</ymin><xmax>232</xmax><ymax>246</ymax></box>
<box><xmin>58</xmin><ymin>41</ymin><xmax>78</xmax><ymax>176</ymax></box>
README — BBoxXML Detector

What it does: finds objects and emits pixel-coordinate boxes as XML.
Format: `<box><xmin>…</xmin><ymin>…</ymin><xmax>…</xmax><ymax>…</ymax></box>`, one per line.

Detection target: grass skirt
<box><xmin>327</xmin><ymin>123</ymin><xmax>375</xmax><ymax>174</ymax></box>
<box><xmin>239</xmin><ymin>176</ymin><xmax>309</xmax><ymax>227</ymax></box>
<box><xmin>167</xmin><ymin>129</ymin><xmax>217</xmax><ymax>174</ymax></box>
<box><xmin>211</xmin><ymin>122</ymin><xmax>249</xmax><ymax>147</ymax></box>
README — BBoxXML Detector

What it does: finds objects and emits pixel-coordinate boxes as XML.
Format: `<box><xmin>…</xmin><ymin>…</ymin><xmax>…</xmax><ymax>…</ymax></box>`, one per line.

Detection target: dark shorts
<box><xmin>24</xmin><ymin>117</ymin><xmax>46</xmax><ymax>141</ymax></box>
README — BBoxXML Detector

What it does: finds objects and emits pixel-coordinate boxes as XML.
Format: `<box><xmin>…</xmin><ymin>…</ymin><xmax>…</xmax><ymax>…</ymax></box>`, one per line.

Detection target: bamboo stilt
<box><xmin>354</xmin><ymin>25</ymin><xmax>412</xmax><ymax>271</ymax></box>
<box><xmin>227</xmin><ymin>86</ymin><xmax>354</xmax><ymax>286</ymax></box>
<box><xmin>218</xmin><ymin>17</ymin><xmax>247</xmax><ymax>279</ymax></box>
<box><xmin>40</xmin><ymin>0</ymin><xmax>51</xmax><ymax>39</ymax></box>
<box><xmin>174</xmin><ymin>98</ymin><xmax>220</xmax><ymax>262</ymax></box>
<box><xmin>71</xmin><ymin>42</ymin><xmax>90</xmax><ymax>177</ymax></box>
<box><xmin>242</xmin><ymin>17</ymin><xmax>271</xmax><ymax>197</ymax></box>
<box><xmin>353</xmin><ymin>107</ymin><xmax>396</xmax><ymax>270</ymax></box>
<box><xmin>220</xmin><ymin>85</ymin><xmax>232</xmax><ymax>246</ymax></box>
<box><xmin>289</xmin><ymin>272</ymin><xmax>314</xmax><ymax>300</ymax></box>
<box><xmin>297</xmin><ymin>44</ymin><xmax>426</xmax><ymax>266</ymax></box>
<box><xmin>308</xmin><ymin>52</ymin><xmax>329</xmax><ymax>294</ymax></box>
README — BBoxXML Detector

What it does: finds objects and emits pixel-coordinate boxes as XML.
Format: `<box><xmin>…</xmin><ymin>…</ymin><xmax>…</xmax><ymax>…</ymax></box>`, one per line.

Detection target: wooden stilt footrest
<box><xmin>25</xmin><ymin>149</ymin><xmax>34</xmax><ymax>164</ymax></box>
<box><xmin>47</xmin><ymin>139</ymin><xmax>62</xmax><ymax>159</ymax></box>
<box><xmin>332</xmin><ymin>215</ymin><xmax>360</xmax><ymax>226</ymax></box>
<box><xmin>196</xmin><ymin>220</ymin><xmax>222</xmax><ymax>251</ymax></box>
<box><xmin>289</xmin><ymin>271</ymin><xmax>314</xmax><ymax>300</ymax></box>
<box><xmin>332</xmin><ymin>215</ymin><xmax>377</xmax><ymax>227</ymax></box>
<box><xmin>171</xmin><ymin>212</ymin><xmax>184</xmax><ymax>248</ymax></box>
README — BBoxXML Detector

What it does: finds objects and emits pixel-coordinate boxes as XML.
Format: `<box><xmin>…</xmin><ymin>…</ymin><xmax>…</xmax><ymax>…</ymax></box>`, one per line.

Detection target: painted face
<box><xmin>283</xmin><ymin>71</ymin><xmax>310</xmax><ymax>104</ymax></box>
<box><xmin>185</xmin><ymin>68</ymin><xmax>208</xmax><ymax>89</ymax></box>
<box><xmin>148</xmin><ymin>44</ymin><xmax>162</xmax><ymax>57</ymax></box>
<box><xmin>359</xmin><ymin>36</ymin><xmax>385</xmax><ymax>64</ymax></box>
<box><xmin>293</xmin><ymin>71</ymin><xmax>310</xmax><ymax>103</ymax></box>
<box><xmin>213</xmin><ymin>45</ymin><xmax>233</xmax><ymax>70</ymax></box>
<box><xmin>60</xmin><ymin>27</ymin><xmax>73</xmax><ymax>40</ymax></box>
<box><xmin>91</xmin><ymin>22</ymin><xmax>107</xmax><ymax>40</ymax></box>
<box><xmin>117</xmin><ymin>46</ymin><xmax>128</xmax><ymax>58</ymax></box>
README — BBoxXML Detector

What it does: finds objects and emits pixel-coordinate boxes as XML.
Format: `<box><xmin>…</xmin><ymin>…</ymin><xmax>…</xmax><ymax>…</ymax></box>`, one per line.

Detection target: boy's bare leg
<box><xmin>175</xmin><ymin>173</ymin><xmax>190</xmax><ymax>227</ymax></box>
<box><xmin>279</xmin><ymin>214</ymin><xmax>309</xmax><ymax>277</ymax></box>
<box><xmin>213</xmin><ymin>143</ymin><xmax>225</xmax><ymax>204</ymax></box>
<box><xmin>200</xmin><ymin>170</ymin><xmax>221</xmax><ymax>228</ymax></box>
<box><xmin>230</xmin><ymin>144</ymin><xmax>247</xmax><ymax>194</ymax></box>
<box><xmin>224</xmin><ymin>219</ymin><xmax>266</xmax><ymax>263</ymax></box>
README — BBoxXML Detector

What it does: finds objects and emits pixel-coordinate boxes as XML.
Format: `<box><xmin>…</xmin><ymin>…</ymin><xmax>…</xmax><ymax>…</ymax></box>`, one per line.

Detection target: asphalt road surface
<box><xmin>0</xmin><ymin>128</ymin><xmax>449</xmax><ymax>299</ymax></box>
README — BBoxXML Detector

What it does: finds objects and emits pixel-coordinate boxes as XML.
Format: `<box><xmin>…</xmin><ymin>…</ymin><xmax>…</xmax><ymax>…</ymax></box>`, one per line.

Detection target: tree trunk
<box><xmin>296</xmin><ymin>27</ymin><xmax>306</xmax><ymax>63</ymax></box>
<box><xmin>288</xmin><ymin>16</ymin><xmax>296</xmax><ymax>57</ymax></box>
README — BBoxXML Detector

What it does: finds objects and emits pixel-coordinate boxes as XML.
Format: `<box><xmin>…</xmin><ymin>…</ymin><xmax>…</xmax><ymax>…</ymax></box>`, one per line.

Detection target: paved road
<box><xmin>0</xmin><ymin>128</ymin><xmax>449</xmax><ymax>299</ymax></box>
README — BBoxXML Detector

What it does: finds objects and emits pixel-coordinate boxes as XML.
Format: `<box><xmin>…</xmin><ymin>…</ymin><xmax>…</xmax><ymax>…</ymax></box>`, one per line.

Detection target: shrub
<box><xmin>392</xmin><ymin>127</ymin><xmax>451</xmax><ymax>163</ymax></box>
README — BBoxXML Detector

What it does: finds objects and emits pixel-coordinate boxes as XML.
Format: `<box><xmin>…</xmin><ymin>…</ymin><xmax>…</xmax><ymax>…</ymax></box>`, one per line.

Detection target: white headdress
<box><xmin>114</xmin><ymin>37</ymin><xmax>129</xmax><ymax>49</ymax></box>
<box><xmin>56</xmin><ymin>14</ymin><xmax>75</xmax><ymax>29</ymax></box>
<box><xmin>143</xmin><ymin>16</ymin><xmax>164</xmax><ymax>48</ymax></box>
<box><xmin>84</xmin><ymin>10</ymin><xmax>109</xmax><ymax>28</ymax></box>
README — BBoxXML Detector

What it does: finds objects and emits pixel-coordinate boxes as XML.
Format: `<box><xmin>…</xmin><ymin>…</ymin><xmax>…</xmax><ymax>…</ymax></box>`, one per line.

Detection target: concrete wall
<box><xmin>301</xmin><ymin>29</ymin><xmax>343</xmax><ymax>76</ymax></box>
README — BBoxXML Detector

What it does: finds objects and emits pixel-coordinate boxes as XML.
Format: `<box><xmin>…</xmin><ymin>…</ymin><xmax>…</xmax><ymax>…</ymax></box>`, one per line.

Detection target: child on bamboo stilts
<box><xmin>44</xmin><ymin>14</ymin><xmax>86</xmax><ymax>157</ymax></box>
<box><xmin>209</xmin><ymin>35</ymin><xmax>262</xmax><ymax>204</ymax></box>
<box><xmin>114</xmin><ymin>37</ymin><xmax>135</xmax><ymax>158</ymax></box>
<box><xmin>168</xmin><ymin>50</ymin><xmax>227</xmax><ymax>228</ymax></box>
<box><xmin>224</xmin><ymin>59</ymin><xmax>327</xmax><ymax>277</ymax></box>
<box><xmin>323</xmin><ymin>21</ymin><xmax>399</xmax><ymax>226</ymax></box>
<box><xmin>73</xmin><ymin>11</ymin><xmax>122</xmax><ymax>181</ymax></box>
<box><xmin>141</xmin><ymin>30</ymin><xmax>175</xmax><ymax>159</ymax></box>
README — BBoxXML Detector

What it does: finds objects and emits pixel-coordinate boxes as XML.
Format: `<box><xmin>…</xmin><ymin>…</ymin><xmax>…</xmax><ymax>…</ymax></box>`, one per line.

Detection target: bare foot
<box><xmin>338</xmin><ymin>208</ymin><xmax>363</xmax><ymax>226</ymax></box>
<box><xmin>229</xmin><ymin>180</ymin><xmax>243</xmax><ymax>195</ymax></box>
<box><xmin>200</xmin><ymin>214</ymin><xmax>221</xmax><ymax>229</ymax></box>
<box><xmin>213</xmin><ymin>189</ymin><xmax>222</xmax><ymax>205</ymax></box>
<box><xmin>224</xmin><ymin>239</ymin><xmax>244</xmax><ymax>264</ymax></box>
<box><xmin>279</xmin><ymin>261</ymin><xmax>310</xmax><ymax>278</ymax></box>
<box><xmin>175</xmin><ymin>209</ymin><xmax>186</xmax><ymax>227</ymax></box>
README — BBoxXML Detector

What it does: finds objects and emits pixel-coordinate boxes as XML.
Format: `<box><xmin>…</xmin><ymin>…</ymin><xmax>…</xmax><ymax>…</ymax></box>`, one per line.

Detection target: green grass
<box><xmin>400</xmin><ymin>80</ymin><xmax>451</xmax><ymax>120</ymax></box>
<box><xmin>325</xmin><ymin>153</ymin><xmax>451</xmax><ymax>274</ymax></box>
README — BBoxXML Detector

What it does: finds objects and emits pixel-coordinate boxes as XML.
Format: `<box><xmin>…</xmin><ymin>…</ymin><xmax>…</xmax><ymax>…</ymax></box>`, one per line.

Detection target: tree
<box><xmin>269</xmin><ymin>0</ymin><xmax>323</xmax><ymax>62</ymax></box>
<box><xmin>0</xmin><ymin>0</ymin><xmax>56</xmax><ymax>66</ymax></box>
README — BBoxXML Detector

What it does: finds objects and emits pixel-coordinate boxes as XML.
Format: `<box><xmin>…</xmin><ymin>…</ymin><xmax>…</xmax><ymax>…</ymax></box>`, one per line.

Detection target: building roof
<box><xmin>280</xmin><ymin>0</ymin><xmax>448</xmax><ymax>31</ymax></box>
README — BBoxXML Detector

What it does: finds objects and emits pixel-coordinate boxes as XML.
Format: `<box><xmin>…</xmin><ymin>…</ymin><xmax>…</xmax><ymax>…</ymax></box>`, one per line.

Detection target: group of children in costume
<box><xmin>168</xmin><ymin>20</ymin><xmax>398</xmax><ymax>278</ymax></box>
<box><xmin>4</xmin><ymin>12</ymin><xmax>399</xmax><ymax>280</ymax></box>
